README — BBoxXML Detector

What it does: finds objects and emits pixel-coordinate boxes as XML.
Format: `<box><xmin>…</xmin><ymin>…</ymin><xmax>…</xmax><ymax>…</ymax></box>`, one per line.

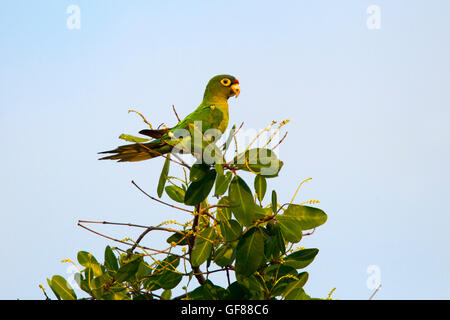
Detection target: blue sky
<box><xmin>1</xmin><ymin>0</ymin><xmax>449</xmax><ymax>299</ymax></box>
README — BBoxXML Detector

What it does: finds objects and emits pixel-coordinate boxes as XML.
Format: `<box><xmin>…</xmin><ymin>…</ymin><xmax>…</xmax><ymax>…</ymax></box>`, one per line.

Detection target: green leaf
<box><xmin>115</xmin><ymin>256</ymin><xmax>143</xmax><ymax>282</ymax></box>
<box><xmin>77</xmin><ymin>251</ymin><xmax>103</xmax><ymax>277</ymax></box>
<box><xmin>74</xmin><ymin>273</ymin><xmax>91</xmax><ymax>294</ymax></box>
<box><xmin>277</xmin><ymin>215</ymin><xmax>303</xmax><ymax>243</ymax></box>
<box><xmin>104</xmin><ymin>288</ymin><xmax>131</xmax><ymax>300</ymax></box>
<box><xmin>206</xmin><ymin>247</ymin><xmax>213</xmax><ymax>269</ymax></box>
<box><xmin>276</xmin><ymin>204</ymin><xmax>327</xmax><ymax>244</ymax></box>
<box><xmin>224</xmin><ymin>281</ymin><xmax>252</xmax><ymax>300</ymax></box>
<box><xmin>49</xmin><ymin>275</ymin><xmax>77</xmax><ymax>300</ymax></box>
<box><xmin>184</xmin><ymin>169</ymin><xmax>217</xmax><ymax>206</ymax></box>
<box><xmin>264</xmin><ymin>263</ymin><xmax>297</xmax><ymax>281</ymax></box>
<box><xmin>271</xmin><ymin>190</ymin><xmax>278</xmax><ymax>213</ymax></box>
<box><xmin>264</xmin><ymin>222</ymin><xmax>285</xmax><ymax>258</ymax></box>
<box><xmin>104</xmin><ymin>246</ymin><xmax>119</xmax><ymax>272</ymax></box>
<box><xmin>219</xmin><ymin>219</ymin><xmax>242</xmax><ymax>241</ymax></box>
<box><xmin>46</xmin><ymin>278</ymin><xmax>61</xmax><ymax>300</ymax></box>
<box><xmin>147</xmin><ymin>255</ymin><xmax>182</xmax><ymax>290</ymax></box>
<box><xmin>213</xmin><ymin>242</ymin><xmax>236</xmax><ymax>267</ymax></box>
<box><xmin>153</xmin><ymin>270</ymin><xmax>182</xmax><ymax>290</ymax></box>
<box><xmin>262</xmin><ymin>228</ymin><xmax>275</xmax><ymax>262</ymax></box>
<box><xmin>189</xmin><ymin>163</ymin><xmax>209</xmax><ymax>182</ymax></box>
<box><xmin>187</xmin><ymin>280</ymin><xmax>226</xmax><ymax>300</ymax></box>
<box><xmin>119</xmin><ymin>133</ymin><xmax>150</xmax><ymax>143</ymax></box>
<box><xmin>282</xmin><ymin>272</ymin><xmax>309</xmax><ymax>299</ymax></box>
<box><xmin>238</xmin><ymin>274</ymin><xmax>266</xmax><ymax>299</ymax></box>
<box><xmin>216</xmin><ymin>197</ymin><xmax>231</xmax><ymax>221</ymax></box>
<box><xmin>166</xmin><ymin>232</ymin><xmax>188</xmax><ymax>246</ymax></box>
<box><xmin>191</xmin><ymin>226</ymin><xmax>216</xmax><ymax>267</ymax></box>
<box><xmin>214</xmin><ymin>171</ymin><xmax>233</xmax><ymax>197</ymax></box>
<box><xmin>254</xmin><ymin>175</ymin><xmax>267</xmax><ymax>203</ymax></box>
<box><xmin>90</xmin><ymin>273</ymin><xmax>113</xmax><ymax>299</ymax></box>
<box><xmin>235</xmin><ymin>227</ymin><xmax>265</xmax><ymax>278</ymax></box>
<box><xmin>215</xmin><ymin>162</ymin><xmax>224</xmax><ymax>177</ymax></box>
<box><xmin>283</xmin><ymin>205</ymin><xmax>328</xmax><ymax>230</ymax></box>
<box><xmin>233</xmin><ymin>148</ymin><xmax>283</xmax><ymax>177</ymax></box>
<box><xmin>157</xmin><ymin>154</ymin><xmax>171</xmax><ymax>198</ymax></box>
<box><xmin>158</xmin><ymin>254</ymin><xmax>180</xmax><ymax>269</ymax></box>
<box><xmin>161</xmin><ymin>289</ymin><xmax>172</xmax><ymax>300</ymax></box>
<box><xmin>284</xmin><ymin>249</ymin><xmax>319</xmax><ymax>269</ymax></box>
<box><xmin>277</xmin><ymin>205</ymin><xmax>327</xmax><ymax>242</ymax></box>
<box><xmin>228</xmin><ymin>176</ymin><xmax>266</xmax><ymax>226</ymax></box>
<box><xmin>285</xmin><ymin>287</ymin><xmax>311</xmax><ymax>300</ymax></box>
<box><xmin>165</xmin><ymin>185</ymin><xmax>185</xmax><ymax>203</ymax></box>
<box><xmin>268</xmin><ymin>266</ymin><xmax>303</xmax><ymax>297</ymax></box>
<box><xmin>135</xmin><ymin>260</ymin><xmax>152</xmax><ymax>281</ymax></box>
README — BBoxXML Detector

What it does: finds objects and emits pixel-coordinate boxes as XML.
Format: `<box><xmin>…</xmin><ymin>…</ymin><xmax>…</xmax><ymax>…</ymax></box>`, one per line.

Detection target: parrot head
<box><xmin>203</xmin><ymin>74</ymin><xmax>240</xmax><ymax>102</ymax></box>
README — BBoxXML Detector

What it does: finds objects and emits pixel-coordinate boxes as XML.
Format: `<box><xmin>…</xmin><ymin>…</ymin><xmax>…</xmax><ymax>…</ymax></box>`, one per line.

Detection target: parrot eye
<box><xmin>220</xmin><ymin>78</ymin><xmax>232</xmax><ymax>86</ymax></box>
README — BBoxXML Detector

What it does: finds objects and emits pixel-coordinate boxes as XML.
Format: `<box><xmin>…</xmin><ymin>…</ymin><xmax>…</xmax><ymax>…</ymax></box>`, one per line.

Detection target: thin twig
<box><xmin>138</xmin><ymin>141</ymin><xmax>190</xmax><ymax>169</ymax></box>
<box><xmin>77</xmin><ymin>220</ymin><xmax>150</xmax><ymax>229</ymax></box>
<box><xmin>172</xmin><ymin>105</ymin><xmax>181</xmax><ymax>123</ymax></box>
<box><xmin>128</xmin><ymin>109</ymin><xmax>153</xmax><ymax>129</ymax></box>
<box><xmin>232</xmin><ymin>122</ymin><xmax>244</xmax><ymax>156</ymax></box>
<box><xmin>78</xmin><ymin>222</ymin><xmax>133</xmax><ymax>245</ymax></box>
<box><xmin>302</xmin><ymin>228</ymin><xmax>316</xmax><ymax>237</ymax></box>
<box><xmin>78</xmin><ymin>220</ymin><xmax>180</xmax><ymax>233</ymax></box>
<box><xmin>78</xmin><ymin>221</ymin><xmax>186</xmax><ymax>260</ymax></box>
<box><xmin>226</xmin><ymin>267</ymin><xmax>231</xmax><ymax>286</ymax></box>
<box><xmin>369</xmin><ymin>284</ymin><xmax>382</xmax><ymax>300</ymax></box>
<box><xmin>131</xmin><ymin>180</ymin><xmax>192</xmax><ymax>213</ymax></box>
<box><xmin>199</xmin><ymin>203</ymin><xmax>229</xmax><ymax>215</ymax></box>
<box><xmin>170</xmin><ymin>152</ymin><xmax>191</xmax><ymax>169</ymax></box>
<box><xmin>127</xmin><ymin>227</ymin><xmax>156</xmax><ymax>258</ymax></box>
<box><xmin>271</xmin><ymin>132</ymin><xmax>288</xmax><ymax>150</ymax></box>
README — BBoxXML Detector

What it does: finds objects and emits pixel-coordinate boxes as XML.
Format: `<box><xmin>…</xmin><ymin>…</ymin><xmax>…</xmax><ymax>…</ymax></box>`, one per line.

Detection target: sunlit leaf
<box><xmin>271</xmin><ymin>190</ymin><xmax>277</xmax><ymax>213</ymax></box>
<box><xmin>104</xmin><ymin>246</ymin><xmax>118</xmax><ymax>272</ymax></box>
<box><xmin>77</xmin><ymin>251</ymin><xmax>103</xmax><ymax>277</ymax></box>
<box><xmin>191</xmin><ymin>227</ymin><xmax>216</xmax><ymax>267</ymax></box>
<box><xmin>216</xmin><ymin>197</ymin><xmax>231</xmax><ymax>222</ymax></box>
<box><xmin>219</xmin><ymin>219</ymin><xmax>242</xmax><ymax>241</ymax></box>
<box><xmin>282</xmin><ymin>272</ymin><xmax>309</xmax><ymax>299</ymax></box>
<box><xmin>119</xmin><ymin>134</ymin><xmax>150</xmax><ymax>143</ymax></box>
<box><xmin>283</xmin><ymin>205</ymin><xmax>327</xmax><ymax>230</ymax></box>
<box><xmin>235</xmin><ymin>227</ymin><xmax>265</xmax><ymax>278</ymax></box>
<box><xmin>228</xmin><ymin>176</ymin><xmax>265</xmax><ymax>226</ymax></box>
<box><xmin>254</xmin><ymin>175</ymin><xmax>267</xmax><ymax>203</ymax></box>
<box><xmin>157</xmin><ymin>154</ymin><xmax>171</xmax><ymax>198</ymax></box>
<box><xmin>115</xmin><ymin>256</ymin><xmax>143</xmax><ymax>282</ymax></box>
<box><xmin>284</xmin><ymin>249</ymin><xmax>319</xmax><ymax>269</ymax></box>
<box><xmin>214</xmin><ymin>242</ymin><xmax>236</xmax><ymax>267</ymax></box>
<box><xmin>166</xmin><ymin>232</ymin><xmax>188</xmax><ymax>246</ymax></box>
<box><xmin>214</xmin><ymin>171</ymin><xmax>233</xmax><ymax>197</ymax></box>
<box><xmin>233</xmin><ymin>148</ymin><xmax>283</xmax><ymax>177</ymax></box>
<box><xmin>165</xmin><ymin>185</ymin><xmax>185</xmax><ymax>203</ymax></box>
<box><xmin>49</xmin><ymin>275</ymin><xmax>77</xmax><ymax>300</ymax></box>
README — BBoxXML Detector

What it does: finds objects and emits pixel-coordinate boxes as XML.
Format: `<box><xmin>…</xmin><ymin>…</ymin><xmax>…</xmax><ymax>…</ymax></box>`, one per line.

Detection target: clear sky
<box><xmin>1</xmin><ymin>0</ymin><xmax>449</xmax><ymax>299</ymax></box>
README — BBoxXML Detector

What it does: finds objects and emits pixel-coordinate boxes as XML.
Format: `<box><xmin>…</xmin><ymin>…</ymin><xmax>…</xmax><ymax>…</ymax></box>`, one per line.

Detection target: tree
<box><xmin>42</xmin><ymin>116</ymin><xmax>329</xmax><ymax>300</ymax></box>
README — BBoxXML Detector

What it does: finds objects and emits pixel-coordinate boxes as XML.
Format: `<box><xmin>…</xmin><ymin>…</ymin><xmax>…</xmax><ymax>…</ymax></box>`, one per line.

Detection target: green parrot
<box><xmin>99</xmin><ymin>74</ymin><xmax>240</xmax><ymax>162</ymax></box>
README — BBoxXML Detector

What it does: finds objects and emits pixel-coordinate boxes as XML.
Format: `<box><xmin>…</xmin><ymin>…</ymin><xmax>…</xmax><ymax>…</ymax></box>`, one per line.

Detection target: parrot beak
<box><xmin>231</xmin><ymin>83</ymin><xmax>240</xmax><ymax>98</ymax></box>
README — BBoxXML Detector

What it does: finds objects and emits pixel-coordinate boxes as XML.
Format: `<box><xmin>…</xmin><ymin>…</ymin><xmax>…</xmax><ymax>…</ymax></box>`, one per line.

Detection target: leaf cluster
<box><xmin>45</xmin><ymin>122</ymin><xmax>328</xmax><ymax>300</ymax></box>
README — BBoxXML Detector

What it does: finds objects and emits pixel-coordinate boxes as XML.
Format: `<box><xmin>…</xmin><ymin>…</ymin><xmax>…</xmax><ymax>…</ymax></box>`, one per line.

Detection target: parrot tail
<box><xmin>98</xmin><ymin>139</ymin><xmax>173</xmax><ymax>162</ymax></box>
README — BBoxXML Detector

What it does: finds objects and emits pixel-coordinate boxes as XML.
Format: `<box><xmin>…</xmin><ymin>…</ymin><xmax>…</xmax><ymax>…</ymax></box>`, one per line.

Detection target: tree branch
<box><xmin>131</xmin><ymin>180</ymin><xmax>192</xmax><ymax>213</ymax></box>
<box><xmin>188</xmin><ymin>203</ymin><xmax>206</xmax><ymax>285</ymax></box>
